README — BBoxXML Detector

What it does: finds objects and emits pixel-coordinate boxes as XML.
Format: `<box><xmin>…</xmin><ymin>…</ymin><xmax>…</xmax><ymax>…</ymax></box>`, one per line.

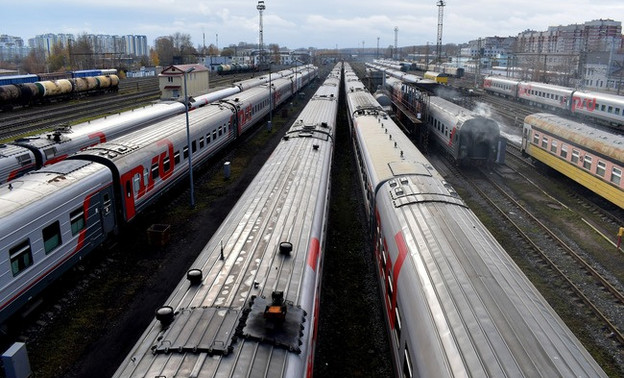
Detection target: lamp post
<box><xmin>267</xmin><ymin>62</ymin><xmax>273</xmax><ymax>132</ymax></box>
<box><xmin>294</xmin><ymin>59</ymin><xmax>301</xmax><ymax>92</ymax></box>
<box><xmin>183</xmin><ymin>66</ymin><xmax>196</xmax><ymax>208</ymax></box>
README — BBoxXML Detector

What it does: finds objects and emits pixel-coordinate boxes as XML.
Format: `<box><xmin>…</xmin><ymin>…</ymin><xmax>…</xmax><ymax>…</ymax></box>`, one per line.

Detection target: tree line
<box><xmin>0</xmin><ymin>32</ymin><xmax>284</xmax><ymax>75</ymax></box>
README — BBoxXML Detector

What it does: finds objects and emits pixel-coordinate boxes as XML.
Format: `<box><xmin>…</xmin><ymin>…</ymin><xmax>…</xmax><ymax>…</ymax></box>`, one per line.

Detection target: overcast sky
<box><xmin>4</xmin><ymin>1</ymin><xmax>623</xmax><ymax>50</ymax></box>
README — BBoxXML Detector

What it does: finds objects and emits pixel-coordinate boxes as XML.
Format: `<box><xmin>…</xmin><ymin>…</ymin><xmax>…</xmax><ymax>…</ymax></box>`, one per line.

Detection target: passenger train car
<box><xmin>521</xmin><ymin>113</ymin><xmax>624</xmax><ymax>209</ymax></box>
<box><xmin>423</xmin><ymin>71</ymin><xmax>448</xmax><ymax>84</ymax></box>
<box><xmin>378</xmin><ymin>69</ymin><xmax>500</xmax><ymax>165</ymax></box>
<box><xmin>483</xmin><ymin>75</ymin><xmax>624</xmax><ymax>128</ymax></box>
<box><xmin>0</xmin><ymin>68</ymin><xmax>316</xmax><ymax>324</ymax></box>
<box><xmin>427</xmin><ymin>95</ymin><xmax>500</xmax><ymax>164</ymax></box>
<box><xmin>0</xmin><ymin>66</ymin><xmax>317</xmax><ymax>184</ymax></box>
<box><xmin>344</xmin><ymin>65</ymin><xmax>606</xmax><ymax>377</ymax></box>
<box><xmin>366</xmin><ymin>62</ymin><xmax>439</xmax><ymax>93</ymax></box>
<box><xmin>113</xmin><ymin>63</ymin><xmax>342</xmax><ymax>377</ymax></box>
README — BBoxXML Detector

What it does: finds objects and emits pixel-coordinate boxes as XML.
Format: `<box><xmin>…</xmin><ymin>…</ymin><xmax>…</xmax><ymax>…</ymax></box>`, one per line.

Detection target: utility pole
<box><xmin>436</xmin><ymin>0</ymin><xmax>445</xmax><ymax>64</ymax></box>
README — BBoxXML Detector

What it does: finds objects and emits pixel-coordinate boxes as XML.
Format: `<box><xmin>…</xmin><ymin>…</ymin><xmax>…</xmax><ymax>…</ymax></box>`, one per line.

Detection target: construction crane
<box><xmin>436</xmin><ymin>0</ymin><xmax>445</xmax><ymax>64</ymax></box>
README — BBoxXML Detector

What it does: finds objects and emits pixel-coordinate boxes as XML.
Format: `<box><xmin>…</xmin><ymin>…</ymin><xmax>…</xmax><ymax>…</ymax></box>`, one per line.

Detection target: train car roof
<box><xmin>114</xmin><ymin>65</ymin><xmax>340</xmax><ymax>377</ymax></box>
<box><xmin>525</xmin><ymin>113</ymin><xmax>624</xmax><ymax>162</ymax></box>
<box><xmin>0</xmin><ymin>160</ymin><xmax>110</xmax><ymax>219</ymax></box>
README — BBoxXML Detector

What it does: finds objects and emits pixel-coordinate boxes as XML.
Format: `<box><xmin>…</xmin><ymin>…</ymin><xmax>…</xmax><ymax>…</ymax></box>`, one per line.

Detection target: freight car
<box><xmin>521</xmin><ymin>112</ymin><xmax>624</xmax><ymax>209</ymax></box>
<box><xmin>216</xmin><ymin>63</ymin><xmax>256</xmax><ymax>75</ymax></box>
<box><xmin>113</xmin><ymin>62</ymin><xmax>341</xmax><ymax>378</ymax></box>
<box><xmin>0</xmin><ymin>74</ymin><xmax>119</xmax><ymax>110</ymax></box>
<box><xmin>0</xmin><ymin>66</ymin><xmax>317</xmax><ymax>184</ymax></box>
<box><xmin>0</xmin><ymin>69</ymin><xmax>313</xmax><ymax>324</ymax></box>
<box><xmin>344</xmin><ymin>65</ymin><xmax>606</xmax><ymax>377</ymax></box>
<box><xmin>483</xmin><ymin>75</ymin><xmax>624</xmax><ymax>128</ymax></box>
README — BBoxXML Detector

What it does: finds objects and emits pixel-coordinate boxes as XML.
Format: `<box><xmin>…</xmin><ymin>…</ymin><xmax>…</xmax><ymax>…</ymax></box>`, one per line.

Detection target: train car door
<box><xmin>100</xmin><ymin>188</ymin><xmax>116</xmax><ymax>235</ymax></box>
<box><xmin>521</xmin><ymin>124</ymin><xmax>530</xmax><ymax>152</ymax></box>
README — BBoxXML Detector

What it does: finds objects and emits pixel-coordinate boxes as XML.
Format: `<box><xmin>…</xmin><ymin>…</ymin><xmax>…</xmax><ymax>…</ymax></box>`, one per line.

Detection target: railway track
<box><xmin>0</xmin><ymin>72</ymin><xmax>274</xmax><ymax>141</ymax></box>
<box><xmin>505</xmin><ymin>143</ymin><xmax>623</xmax><ymax>229</ymax></box>
<box><xmin>0</xmin><ymin>90</ymin><xmax>161</xmax><ymax>140</ymax></box>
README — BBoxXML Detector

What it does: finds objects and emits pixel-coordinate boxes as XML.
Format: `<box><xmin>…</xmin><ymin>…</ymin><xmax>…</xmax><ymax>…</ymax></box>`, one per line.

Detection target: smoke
<box><xmin>472</xmin><ymin>101</ymin><xmax>523</xmax><ymax>144</ymax></box>
<box><xmin>473</xmin><ymin>101</ymin><xmax>493</xmax><ymax>117</ymax></box>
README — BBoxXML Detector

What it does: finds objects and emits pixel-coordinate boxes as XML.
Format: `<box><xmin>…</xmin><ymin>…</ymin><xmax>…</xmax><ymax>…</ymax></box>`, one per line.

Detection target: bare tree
<box><xmin>21</xmin><ymin>48</ymin><xmax>46</xmax><ymax>73</ymax></box>
<box><xmin>155</xmin><ymin>36</ymin><xmax>175</xmax><ymax>66</ymax></box>
<box><xmin>47</xmin><ymin>42</ymin><xmax>69</xmax><ymax>72</ymax></box>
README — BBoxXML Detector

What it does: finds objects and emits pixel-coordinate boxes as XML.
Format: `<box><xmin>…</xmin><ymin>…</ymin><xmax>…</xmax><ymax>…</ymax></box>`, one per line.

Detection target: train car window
<box><xmin>174</xmin><ymin>151</ymin><xmax>180</xmax><ymax>164</ymax></box>
<box><xmin>597</xmin><ymin>161</ymin><xmax>606</xmax><ymax>177</ymax></box>
<box><xmin>192</xmin><ymin>141</ymin><xmax>197</xmax><ymax>153</ymax></box>
<box><xmin>611</xmin><ymin>167</ymin><xmax>621</xmax><ymax>185</ymax></box>
<box><xmin>134</xmin><ymin>174</ymin><xmax>141</xmax><ymax>196</ymax></box>
<box><xmin>550</xmin><ymin>140</ymin><xmax>557</xmax><ymax>153</ymax></box>
<box><xmin>541</xmin><ymin>137</ymin><xmax>548</xmax><ymax>149</ymax></box>
<box><xmin>143</xmin><ymin>168</ymin><xmax>149</xmax><ymax>187</ymax></box>
<box><xmin>386</xmin><ymin>274</ymin><xmax>394</xmax><ymax>297</ymax></box>
<box><xmin>572</xmin><ymin>150</ymin><xmax>580</xmax><ymax>164</ymax></box>
<box><xmin>125</xmin><ymin>181</ymin><xmax>132</xmax><ymax>198</ymax></box>
<box><xmin>199</xmin><ymin>137</ymin><xmax>205</xmax><ymax>148</ymax></box>
<box><xmin>183</xmin><ymin>146</ymin><xmax>189</xmax><ymax>159</ymax></box>
<box><xmin>583</xmin><ymin>155</ymin><xmax>592</xmax><ymax>170</ymax></box>
<box><xmin>403</xmin><ymin>347</ymin><xmax>413</xmax><ymax>378</ymax></box>
<box><xmin>395</xmin><ymin>306</ymin><xmax>402</xmax><ymax>341</ymax></box>
<box><xmin>608</xmin><ymin>106</ymin><xmax>613</xmax><ymax>113</ymax></box>
<box><xmin>42</xmin><ymin>221</ymin><xmax>62</xmax><ymax>254</ymax></box>
<box><xmin>381</xmin><ymin>242</ymin><xmax>387</xmax><ymax>269</ymax></box>
<box><xmin>218</xmin><ymin>126</ymin><xmax>222</xmax><ymax>136</ymax></box>
<box><xmin>163</xmin><ymin>156</ymin><xmax>170</xmax><ymax>172</ymax></box>
<box><xmin>601</xmin><ymin>104</ymin><xmax>606</xmax><ymax>111</ymax></box>
<box><xmin>560</xmin><ymin>144</ymin><xmax>568</xmax><ymax>159</ymax></box>
<box><xmin>213</xmin><ymin>130</ymin><xmax>217</xmax><ymax>140</ymax></box>
<box><xmin>16</xmin><ymin>154</ymin><xmax>32</xmax><ymax>166</ymax></box>
<box><xmin>9</xmin><ymin>240</ymin><xmax>33</xmax><ymax>277</ymax></box>
<box><xmin>151</xmin><ymin>163</ymin><xmax>159</xmax><ymax>180</ymax></box>
<box><xmin>43</xmin><ymin>148</ymin><xmax>57</xmax><ymax>160</ymax></box>
<box><xmin>616</xmin><ymin>108</ymin><xmax>621</xmax><ymax>115</ymax></box>
<box><xmin>69</xmin><ymin>207</ymin><xmax>85</xmax><ymax>236</ymax></box>
<box><xmin>533</xmin><ymin>133</ymin><xmax>539</xmax><ymax>145</ymax></box>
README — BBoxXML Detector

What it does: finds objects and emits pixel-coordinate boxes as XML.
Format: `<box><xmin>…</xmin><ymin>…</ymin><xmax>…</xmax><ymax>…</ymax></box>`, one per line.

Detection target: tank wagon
<box><xmin>344</xmin><ymin>64</ymin><xmax>606</xmax><ymax>377</ymax></box>
<box><xmin>484</xmin><ymin>75</ymin><xmax>624</xmax><ymax>129</ymax></box>
<box><xmin>217</xmin><ymin>63</ymin><xmax>256</xmax><ymax>75</ymax></box>
<box><xmin>0</xmin><ymin>68</ymin><xmax>314</xmax><ymax>324</ymax></box>
<box><xmin>113</xmin><ymin>63</ymin><xmax>341</xmax><ymax>377</ymax></box>
<box><xmin>0</xmin><ymin>73</ymin><xmax>119</xmax><ymax>110</ymax></box>
<box><xmin>521</xmin><ymin>112</ymin><xmax>624</xmax><ymax>209</ymax></box>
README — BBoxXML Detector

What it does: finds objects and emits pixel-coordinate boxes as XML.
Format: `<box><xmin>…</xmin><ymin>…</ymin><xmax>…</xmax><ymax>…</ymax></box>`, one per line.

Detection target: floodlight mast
<box><xmin>257</xmin><ymin>1</ymin><xmax>266</xmax><ymax>65</ymax></box>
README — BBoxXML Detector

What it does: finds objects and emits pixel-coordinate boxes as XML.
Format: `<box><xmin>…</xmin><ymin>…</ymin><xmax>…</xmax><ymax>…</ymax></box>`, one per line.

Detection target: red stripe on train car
<box><xmin>392</xmin><ymin>231</ymin><xmax>409</xmax><ymax>311</ymax></box>
<box><xmin>307</xmin><ymin>237</ymin><xmax>320</xmax><ymax>271</ymax></box>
